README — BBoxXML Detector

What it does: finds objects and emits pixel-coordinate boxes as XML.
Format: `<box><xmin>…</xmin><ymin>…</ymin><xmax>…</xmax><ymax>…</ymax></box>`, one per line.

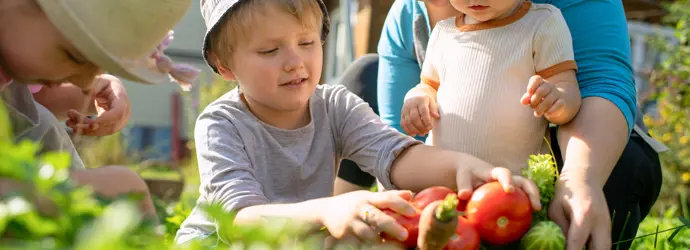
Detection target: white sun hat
<box><xmin>36</xmin><ymin>0</ymin><xmax>200</xmax><ymax>90</ymax></box>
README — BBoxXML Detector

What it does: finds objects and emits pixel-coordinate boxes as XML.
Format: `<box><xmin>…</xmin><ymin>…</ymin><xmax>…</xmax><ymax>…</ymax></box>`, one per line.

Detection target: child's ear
<box><xmin>210</xmin><ymin>53</ymin><xmax>236</xmax><ymax>81</ymax></box>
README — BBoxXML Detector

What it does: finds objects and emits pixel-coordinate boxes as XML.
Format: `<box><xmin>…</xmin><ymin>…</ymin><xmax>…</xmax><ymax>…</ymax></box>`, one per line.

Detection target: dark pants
<box><xmin>336</xmin><ymin>54</ymin><xmax>663</xmax><ymax>250</ymax></box>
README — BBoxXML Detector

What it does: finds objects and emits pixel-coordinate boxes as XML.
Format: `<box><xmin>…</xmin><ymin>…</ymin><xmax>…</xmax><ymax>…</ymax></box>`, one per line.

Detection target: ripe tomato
<box><xmin>381</xmin><ymin>208</ymin><xmax>420</xmax><ymax>248</ymax></box>
<box><xmin>465</xmin><ymin>182</ymin><xmax>533</xmax><ymax>245</ymax></box>
<box><xmin>444</xmin><ymin>216</ymin><xmax>481</xmax><ymax>250</ymax></box>
<box><xmin>412</xmin><ymin>186</ymin><xmax>467</xmax><ymax>211</ymax></box>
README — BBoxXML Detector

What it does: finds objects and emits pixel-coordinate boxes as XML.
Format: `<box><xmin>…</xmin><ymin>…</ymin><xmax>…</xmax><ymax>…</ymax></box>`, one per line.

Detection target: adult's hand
<box><xmin>66</xmin><ymin>74</ymin><xmax>131</xmax><ymax>136</ymax></box>
<box><xmin>547</xmin><ymin>97</ymin><xmax>629</xmax><ymax>250</ymax></box>
<box><xmin>548</xmin><ymin>178</ymin><xmax>611</xmax><ymax>250</ymax></box>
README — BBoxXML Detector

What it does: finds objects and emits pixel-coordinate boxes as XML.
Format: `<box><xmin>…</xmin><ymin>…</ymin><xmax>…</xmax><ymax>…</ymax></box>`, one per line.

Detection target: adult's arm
<box><xmin>551</xmin><ymin>0</ymin><xmax>636</xmax><ymax>195</ymax></box>
<box><xmin>547</xmin><ymin>0</ymin><xmax>637</xmax><ymax>248</ymax></box>
<box><xmin>376</xmin><ymin>0</ymin><xmax>423</xmax><ymax>135</ymax></box>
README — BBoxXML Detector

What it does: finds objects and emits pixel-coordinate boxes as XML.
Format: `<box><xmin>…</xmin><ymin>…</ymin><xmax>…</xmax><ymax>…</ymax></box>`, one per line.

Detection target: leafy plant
<box><xmin>644</xmin><ymin>0</ymin><xmax>690</xmax><ymax>210</ymax></box>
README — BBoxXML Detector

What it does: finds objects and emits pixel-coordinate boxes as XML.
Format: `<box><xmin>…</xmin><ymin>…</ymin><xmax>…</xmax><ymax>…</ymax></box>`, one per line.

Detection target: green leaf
<box><xmin>679</xmin><ymin>216</ymin><xmax>690</xmax><ymax>228</ymax></box>
<box><xmin>668</xmin><ymin>226</ymin><xmax>684</xmax><ymax>242</ymax></box>
<box><xmin>0</xmin><ymin>101</ymin><xmax>12</xmax><ymax>143</ymax></box>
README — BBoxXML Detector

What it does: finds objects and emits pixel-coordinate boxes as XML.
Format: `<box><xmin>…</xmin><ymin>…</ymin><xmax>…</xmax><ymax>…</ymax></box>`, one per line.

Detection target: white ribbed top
<box><xmin>421</xmin><ymin>2</ymin><xmax>577</xmax><ymax>172</ymax></box>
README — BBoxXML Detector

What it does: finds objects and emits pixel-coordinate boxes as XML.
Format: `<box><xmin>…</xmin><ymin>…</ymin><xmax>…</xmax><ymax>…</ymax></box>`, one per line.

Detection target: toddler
<box><xmin>401</xmin><ymin>0</ymin><xmax>581</xmax><ymax>172</ymax></box>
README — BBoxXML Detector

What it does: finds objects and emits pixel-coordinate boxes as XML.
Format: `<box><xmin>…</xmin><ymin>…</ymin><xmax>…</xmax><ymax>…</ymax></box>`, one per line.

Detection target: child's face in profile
<box><xmin>0</xmin><ymin>0</ymin><xmax>100</xmax><ymax>90</ymax></box>
<box><xmin>219</xmin><ymin>4</ymin><xmax>323</xmax><ymax>116</ymax></box>
<box><xmin>450</xmin><ymin>0</ymin><xmax>523</xmax><ymax>22</ymax></box>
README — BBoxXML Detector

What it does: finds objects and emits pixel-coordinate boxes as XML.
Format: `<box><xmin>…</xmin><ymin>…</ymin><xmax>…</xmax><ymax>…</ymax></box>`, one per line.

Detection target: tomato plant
<box><xmin>444</xmin><ymin>216</ymin><xmax>481</xmax><ymax>250</ymax></box>
<box><xmin>381</xmin><ymin>208</ymin><xmax>421</xmax><ymax>248</ymax></box>
<box><xmin>412</xmin><ymin>186</ymin><xmax>467</xmax><ymax>211</ymax></box>
<box><xmin>465</xmin><ymin>182</ymin><xmax>532</xmax><ymax>245</ymax></box>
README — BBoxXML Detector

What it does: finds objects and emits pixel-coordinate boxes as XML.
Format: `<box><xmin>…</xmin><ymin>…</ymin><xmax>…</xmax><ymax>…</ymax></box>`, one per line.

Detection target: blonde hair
<box><xmin>208</xmin><ymin>0</ymin><xmax>324</xmax><ymax>69</ymax></box>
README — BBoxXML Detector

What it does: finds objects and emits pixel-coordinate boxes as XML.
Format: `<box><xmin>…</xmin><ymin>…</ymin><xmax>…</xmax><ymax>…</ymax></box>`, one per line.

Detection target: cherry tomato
<box><xmin>381</xmin><ymin>208</ymin><xmax>421</xmax><ymax>248</ymax></box>
<box><xmin>465</xmin><ymin>182</ymin><xmax>533</xmax><ymax>245</ymax></box>
<box><xmin>444</xmin><ymin>216</ymin><xmax>481</xmax><ymax>250</ymax></box>
<box><xmin>412</xmin><ymin>186</ymin><xmax>467</xmax><ymax>211</ymax></box>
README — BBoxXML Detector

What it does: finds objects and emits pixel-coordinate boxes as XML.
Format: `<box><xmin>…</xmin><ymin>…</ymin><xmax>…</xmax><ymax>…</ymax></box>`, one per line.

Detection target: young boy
<box><xmin>0</xmin><ymin>0</ymin><xmax>197</xmax><ymax>218</ymax></box>
<box><xmin>176</xmin><ymin>0</ymin><xmax>542</xmax><ymax>246</ymax></box>
<box><xmin>401</xmin><ymin>0</ymin><xmax>581</xmax><ymax>173</ymax></box>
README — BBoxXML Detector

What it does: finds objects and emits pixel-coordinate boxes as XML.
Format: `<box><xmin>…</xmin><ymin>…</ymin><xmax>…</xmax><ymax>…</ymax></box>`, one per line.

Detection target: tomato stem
<box><xmin>497</xmin><ymin>216</ymin><xmax>509</xmax><ymax>228</ymax></box>
<box><xmin>436</xmin><ymin>194</ymin><xmax>459</xmax><ymax>222</ymax></box>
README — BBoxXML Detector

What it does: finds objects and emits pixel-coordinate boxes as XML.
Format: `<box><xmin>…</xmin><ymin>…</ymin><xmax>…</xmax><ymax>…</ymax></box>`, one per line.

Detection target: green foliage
<box><xmin>644</xmin><ymin>0</ymin><xmax>690</xmax><ymax>208</ymax></box>
<box><xmin>522</xmin><ymin>150</ymin><xmax>558</xmax><ymax>223</ymax></box>
<box><xmin>0</xmin><ymin>99</ymin><xmax>325</xmax><ymax>249</ymax></box>
<box><xmin>630</xmin><ymin>206</ymin><xmax>690</xmax><ymax>249</ymax></box>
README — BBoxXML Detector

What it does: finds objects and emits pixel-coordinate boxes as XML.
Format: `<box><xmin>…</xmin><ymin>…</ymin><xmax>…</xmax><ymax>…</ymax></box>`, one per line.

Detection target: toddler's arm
<box><xmin>529</xmin><ymin>8</ymin><xmax>581</xmax><ymax>125</ymax></box>
<box><xmin>522</xmin><ymin>71</ymin><xmax>581</xmax><ymax>125</ymax></box>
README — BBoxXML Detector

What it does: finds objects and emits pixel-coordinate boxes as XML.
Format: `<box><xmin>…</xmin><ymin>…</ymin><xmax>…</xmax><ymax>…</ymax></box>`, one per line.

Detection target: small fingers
<box><xmin>512</xmin><ymin>177</ymin><xmax>541</xmax><ymax>211</ymax></box>
<box><xmin>67</xmin><ymin>110</ymin><xmax>88</xmax><ymax>124</ymax></box>
<box><xmin>489</xmin><ymin>167</ymin><xmax>515</xmax><ymax>193</ymax></box>
<box><xmin>359</xmin><ymin>205</ymin><xmax>409</xmax><ymax>242</ymax></box>
<box><xmin>417</xmin><ymin>104</ymin><xmax>433</xmax><ymax>131</ymax></box>
<box><xmin>529</xmin><ymin>83</ymin><xmax>553</xmax><ymax>109</ymax></box>
<box><xmin>534</xmin><ymin>91</ymin><xmax>559</xmax><ymax>117</ymax></box>
<box><xmin>400</xmin><ymin>115</ymin><xmax>415</xmax><ymax>136</ymax></box>
<box><xmin>526</xmin><ymin>75</ymin><xmax>545</xmax><ymax>95</ymax></box>
<box><xmin>369</xmin><ymin>191</ymin><xmax>417</xmax><ymax>217</ymax></box>
<box><xmin>408</xmin><ymin>107</ymin><xmax>428</xmax><ymax>135</ymax></box>
<box><xmin>351</xmin><ymin>219</ymin><xmax>381</xmax><ymax>243</ymax></box>
<box><xmin>545</xmin><ymin>99</ymin><xmax>565</xmax><ymax>117</ymax></box>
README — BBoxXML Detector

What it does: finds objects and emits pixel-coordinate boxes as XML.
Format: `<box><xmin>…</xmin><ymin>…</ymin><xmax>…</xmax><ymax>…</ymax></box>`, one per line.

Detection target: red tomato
<box><xmin>444</xmin><ymin>216</ymin><xmax>481</xmax><ymax>250</ymax></box>
<box><xmin>465</xmin><ymin>182</ymin><xmax>533</xmax><ymax>245</ymax></box>
<box><xmin>381</xmin><ymin>209</ymin><xmax>421</xmax><ymax>248</ymax></box>
<box><xmin>412</xmin><ymin>186</ymin><xmax>467</xmax><ymax>211</ymax></box>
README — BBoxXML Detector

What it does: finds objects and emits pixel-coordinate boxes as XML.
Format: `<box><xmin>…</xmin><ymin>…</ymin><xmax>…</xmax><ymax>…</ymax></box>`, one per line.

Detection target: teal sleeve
<box><xmin>545</xmin><ymin>0</ymin><xmax>638</xmax><ymax>133</ymax></box>
<box><xmin>376</xmin><ymin>0</ymin><xmax>426</xmax><ymax>140</ymax></box>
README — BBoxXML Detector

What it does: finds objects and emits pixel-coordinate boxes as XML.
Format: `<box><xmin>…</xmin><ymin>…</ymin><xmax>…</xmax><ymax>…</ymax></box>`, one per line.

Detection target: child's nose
<box><xmin>283</xmin><ymin>49</ymin><xmax>304</xmax><ymax>72</ymax></box>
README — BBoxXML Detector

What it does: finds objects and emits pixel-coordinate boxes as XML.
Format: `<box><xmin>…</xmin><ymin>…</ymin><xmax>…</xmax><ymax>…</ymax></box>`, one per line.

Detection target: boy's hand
<box><xmin>321</xmin><ymin>190</ymin><xmax>417</xmax><ymax>246</ymax></box>
<box><xmin>454</xmin><ymin>159</ymin><xmax>542</xmax><ymax>212</ymax></box>
<box><xmin>66</xmin><ymin>74</ymin><xmax>131</xmax><ymax>136</ymax></box>
<box><xmin>401</xmin><ymin>84</ymin><xmax>440</xmax><ymax>137</ymax></box>
<box><xmin>520</xmin><ymin>75</ymin><xmax>566</xmax><ymax>121</ymax></box>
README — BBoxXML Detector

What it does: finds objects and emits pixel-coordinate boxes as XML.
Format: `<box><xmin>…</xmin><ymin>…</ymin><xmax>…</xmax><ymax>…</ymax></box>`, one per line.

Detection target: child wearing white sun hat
<box><xmin>0</xmin><ymin>0</ymin><xmax>198</xmax><ymax>219</ymax></box>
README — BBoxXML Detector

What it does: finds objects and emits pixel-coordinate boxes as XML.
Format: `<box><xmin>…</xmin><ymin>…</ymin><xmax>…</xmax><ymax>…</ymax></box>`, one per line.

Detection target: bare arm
<box><xmin>389</xmin><ymin>144</ymin><xmax>462</xmax><ymax>192</ymax></box>
<box><xmin>544</xmin><ymin>70</ymin><xmax>581</xmax><ymax>125</ymax></box>
<box><xmin>557</xmin><ymin>97</ymin><xmax>628</xmax><ymax>188</ymax></box>
<box><xmin>233</xmin><ymin>198</ymin><xmax>325</xmax><ymax>228</ymax></box>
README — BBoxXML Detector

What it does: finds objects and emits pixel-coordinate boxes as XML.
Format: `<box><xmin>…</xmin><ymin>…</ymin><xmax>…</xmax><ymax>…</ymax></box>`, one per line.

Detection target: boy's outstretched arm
<box><xmin>388</xmin><ymin>144</ymin><xmax>541</xmax><ymax>209</ymax></box>
<box><xmin>191</xmin><ymin>106</ymin><xmax>414</xmax><ymax>243</ymax></box>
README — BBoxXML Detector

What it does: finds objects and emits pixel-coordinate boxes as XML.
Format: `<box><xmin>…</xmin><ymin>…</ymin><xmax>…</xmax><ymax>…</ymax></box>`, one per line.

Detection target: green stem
<box><xmin>436</xmin><ymin>194</ymin><xmax>459</xmax><ymax>222</ymax></box>
<box><xmin>542</xmin><ymin>136</ymin><xmax>559</xmax><ymax>175</ymax></box>
<box><xmin>612</xmin><ymin>225</ymin><xmax>685</xmax><ymax>245</ymax></box>
<box><xmin>680</xmin><ymin>188</ymin><xmax>689</xmax><ymax>219</ymax></box>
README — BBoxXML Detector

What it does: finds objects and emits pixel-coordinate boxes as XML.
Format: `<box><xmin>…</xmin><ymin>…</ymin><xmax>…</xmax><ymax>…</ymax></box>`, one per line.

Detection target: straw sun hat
<box><xmin>36</xmin><ymin>0</ymin><xmax>200</xmax><ymax>90</ymax></box>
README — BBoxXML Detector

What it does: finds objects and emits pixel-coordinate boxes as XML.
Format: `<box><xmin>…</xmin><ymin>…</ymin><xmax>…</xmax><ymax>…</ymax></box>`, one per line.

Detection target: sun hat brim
<box><xmin>201</xmin><ymin>0</ymin><xmax>330</xmax><ymax>73</ymax></box>
<box><xmin>37</xmin><ymin>0</ymin><xmax>171</xmax><ymax>85</ymax></box>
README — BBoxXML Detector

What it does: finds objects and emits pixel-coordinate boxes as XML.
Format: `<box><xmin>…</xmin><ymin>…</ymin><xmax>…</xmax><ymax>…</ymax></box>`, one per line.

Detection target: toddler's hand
<box><xmin>520</xmin><ymin>75</ymin><xmax>566</xmax><ymax>121</ymax></box>
<box><xmin>401</xmin><ymin>85</ymin><xmax>439</xmax><ymax>137</ymax></box>
<box><xmin>321</xmin><ymin>190</ymin><xmax>417</xmax><ymax>247</ymax></box>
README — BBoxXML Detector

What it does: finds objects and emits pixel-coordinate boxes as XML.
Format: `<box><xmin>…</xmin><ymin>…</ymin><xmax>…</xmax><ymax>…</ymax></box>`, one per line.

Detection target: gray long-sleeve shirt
<box><xmin>175</xmin><ymin>84</ymin><xmax>421</xmax><ymax>243</ymax></box>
